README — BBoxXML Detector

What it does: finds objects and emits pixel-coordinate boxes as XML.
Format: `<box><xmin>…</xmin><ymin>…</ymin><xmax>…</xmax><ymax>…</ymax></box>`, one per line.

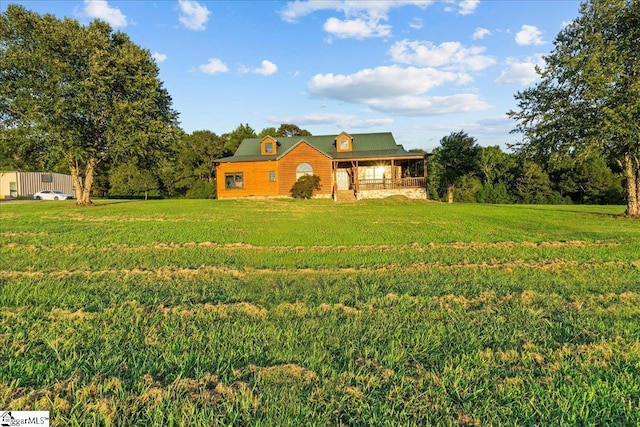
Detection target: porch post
<box><xmin>354</xmin><ymin>161</ymin><xmax>359</xmax><ymax>192</ymax></box>
<box><xmin>424</xmin><ymin>156</ymin><xmax>428</xmax><ymax>200</ymax></box>
<box><xmin>332</xmin><ymin>160</ymin><xmax>337</xmax><ymax>198</ymax></box>
<box><xmin>391</xmin><ymin>159</ymin><xmax>395</xmax><ymax>189</ymax></box>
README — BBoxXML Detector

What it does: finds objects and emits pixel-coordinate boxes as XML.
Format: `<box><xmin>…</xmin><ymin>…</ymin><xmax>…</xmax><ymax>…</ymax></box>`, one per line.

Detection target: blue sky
<box><xmin>2</xmin><ymin>0</ymin><xmax>582</xmax><ymax>151</ymax></box>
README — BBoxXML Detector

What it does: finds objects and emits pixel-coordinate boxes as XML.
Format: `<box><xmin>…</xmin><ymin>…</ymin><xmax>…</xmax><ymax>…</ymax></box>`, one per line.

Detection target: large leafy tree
<box><xmin>108</xmin><ymin>162</ymin><xmax>159</xmax><ymax>200</ymax></box>
<box><xmin>508</xmin><ymin>0</ymin><xmax>640</xmax><ymax>216</ymax></box>
<box><xmin>0</xmin><ymin>5</ymin><xmax>179</xmax><ymax>204</ymax></box>
<box><xmin>224</xmin><ymin>123</ymin><xmax>257</xmax><ymax>156</ymax></box>
<box><xmin>276</xmin><ymin>123</ymin><xmax>312</xmax><ymax>138</ymax></box>
<box><xmin>179</xmin><ymin>130</ymin><xmax>226</xmax><ymax>183</ymax></box>
<box><xmin>434</xmin><ymin>131</ymin><xmax>481</xmax><ymax>203</ymax></box>
<box><xmin>167</xmin><ymin>130</ymin><xmax>225</xmax><ymax>196</ymax></box>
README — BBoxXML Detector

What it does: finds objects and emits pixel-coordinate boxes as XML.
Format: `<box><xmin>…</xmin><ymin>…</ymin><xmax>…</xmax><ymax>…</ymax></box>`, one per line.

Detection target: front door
<box><xmin>336</xmin><ymin>169</ymin><xmax>349</xmax><ymax>190</ymax></box>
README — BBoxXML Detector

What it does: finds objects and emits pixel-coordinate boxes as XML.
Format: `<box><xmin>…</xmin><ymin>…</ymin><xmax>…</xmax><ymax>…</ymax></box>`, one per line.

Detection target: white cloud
<box><xmin>178</xmin><ymin>0</ymin><xmax>211</xmax><ymax>31</ymax></box>
<box><xmin>308</xmin><ymin>65</ymin><xmax>490</xmax><ymax>116</ymax></box>
<box><xmin>409</xmin><ymin>18</ymin><xmax>423</xmax><ymax>29</ymax></box>
<box><xmin>309</xmin><ymin>65</ymin><xmax>460</xmax><ymax>102</ymax></box>
<box><xmin>323</xmin><ymin>17</ymin><xmax>392</xmax><ymax>39</ymax></box>
<box><xmin>280</xmin><ymin>1</ymin><xmax>433</xmax><ymax>23</ymax></box>
<box><xmin>246</xmin><ymin>60</ymin><xmax>278</xmax><ymax>76</ymax></box>
<box><xmin>152</xmin><ymin>52</ymin><xmax>167</xmax><ymax>63</ymax></box>
<box><xmin>367</xmin><ymin>94</ymin><xmax>491</xmax><ymax>116</ymax></box>
<box><xmin>494</xmin><ymin>55</ymin><xmax>544</xmax><ymax>85</ymax></box>
<box><xmin>389</xmin><ymin>40</ymin><xmax>495</xmax><ymax>72</ymax></box>
<box><xmin>198</xmin><ymin>58</ymin><xmax>228</xmax><ymax>75</ymax></box>
<box><xmin>443</xmin><ymin>0</ymin><xmax>479</xmax><ymax>15</ymax></box>
<box><xmin>515</xmin><ymin>25</ymin><xmax>545</xmax><ymax>46</ymax></box>
<box><xmin>472</xmin><ymin>27</ymin><xmax>490</xmax><ymax>40</ymax></box>
<box><xmin>268</xmin><ymin>113</ymin><xmax>393</xmax><ymax>129</ymax></box>
<box><xmin>280</xmin><ymin>1</ymin><xmax>433</xmax><ymax>39</ymax></box>
<box><xmin>458</xmin><ymin>0</ymin><xmax>480</xmax><ymax>15</ymax></box>
<box><xmin>83</xmin><ymin>0</ymin><xmax>127</xmax><ymax>27</ymax></box>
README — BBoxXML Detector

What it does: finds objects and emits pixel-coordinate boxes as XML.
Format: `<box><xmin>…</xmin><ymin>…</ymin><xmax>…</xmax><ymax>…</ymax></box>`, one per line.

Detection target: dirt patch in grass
<box><xmin>250</xmin><ymin>363</ymin><xmax>318</xmax><ymax>385</ymax></box>
<box><xmin>48</xmin><ymin>308</ymin><xmax>97</xmax><ymax>321</ymax></box>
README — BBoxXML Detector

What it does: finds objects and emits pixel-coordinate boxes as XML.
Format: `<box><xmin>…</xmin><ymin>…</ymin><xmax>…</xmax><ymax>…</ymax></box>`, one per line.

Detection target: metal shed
<box><xmin>0</xmin><ymin>171</ymin><xmax>76</xmax><ymax>199</ymax></box>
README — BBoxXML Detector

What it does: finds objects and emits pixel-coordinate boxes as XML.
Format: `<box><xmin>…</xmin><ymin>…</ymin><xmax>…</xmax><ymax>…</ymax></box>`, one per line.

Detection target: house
<box><xmin>0</xmin><ymin>171</ymin><xmax>75</xmax><ymax>199</ymax></box>
<box><xmin>215</xmin><ymin>132</ymin><xmax>427</xmax><ymax>201</ymax></box>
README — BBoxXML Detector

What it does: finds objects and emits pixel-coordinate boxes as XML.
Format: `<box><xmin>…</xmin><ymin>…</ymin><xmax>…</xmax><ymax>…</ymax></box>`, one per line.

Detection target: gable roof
<box><xmin>216</xmin><ymin>132</ymin><xmax>423</xmax><ymax>163</ymax></box>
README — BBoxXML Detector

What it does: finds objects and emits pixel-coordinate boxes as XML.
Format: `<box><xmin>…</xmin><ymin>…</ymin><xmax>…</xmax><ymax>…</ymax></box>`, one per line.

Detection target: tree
<box><xmin>434</xmin><ymin>131</ymin><xmax>481</xmax><ymax>203</ymax></box>
<box><xmin>454</xmin><ymin>175</ymin><xmax>482</xmax><ymax>203</ymax></box>
<box><xmin>513</xmin><ymin>161</ymin><xmax>560</xmax><ymax>204</ymax></box>
<box><xmin>164</xmin><ymin>130</ymin><xmax>224</xmax><ymax>197</ymax></box>
<box><xmin>276</xmin><ymin>124</ymin><xmax>312</xmax><ymax>138</ymax></box>
<box><xmin>508</xmin><ymin>0</ymin><xmax>640</xmax><ymax>216</ymax></box>
<box><xmin>108</xmin><ymin>162</ymin><xmax>158</xmax><ymax>200</ymax></box>
<box><xmin>476</xmin><ymin>146</ymin><xmax>517</xmax><ymax>204</ymax></box>
<box><xmin>224</xmin><ymin>123</ymin><xmax>256</xmax><ymax>156</ymax></box>
<box><xmin>258</xmin><ymin>127</ymin><xmax>278</xmax><ymax>138</ymax></box>
<box><xmin>0</xmin><ymin>5</ymin><xmax>179</xmax><ymax>205</ymax></box>
<box><xmin>476</xmin><ymin>181</ymin><xmax>513</xmax><ymax>204</ymax></box>
<box><xmin>548</xmin><ymin>154</ymin><xmax>623</xmax><ymax>204</ymax></box>
<box><xmin>180</xmin><ymin>130</ymin><xmax>225</xmax><ymax>182</ymax></box>
<box><xmin>479</xmin><ymin>146</ymin><xmax>517</xmax><ymax>186</ymax></box>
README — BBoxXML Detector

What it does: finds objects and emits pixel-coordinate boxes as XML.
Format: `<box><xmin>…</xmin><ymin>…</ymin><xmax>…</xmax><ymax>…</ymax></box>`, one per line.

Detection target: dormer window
<box><xmin>260</xmin><ymin>136</ymin><xmax>278</xmax><ymax>155</ymax></box>
<box><xmin>336</xmin><ymin>132</ymin><xmax>353</xmax><ymax>152</ymax></box>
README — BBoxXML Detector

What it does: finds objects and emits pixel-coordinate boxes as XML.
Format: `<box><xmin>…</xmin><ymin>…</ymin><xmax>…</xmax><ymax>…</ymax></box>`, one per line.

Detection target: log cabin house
<box><xmin>215</xmin><ymin>132</ymin><xmax>427</xmax><ymax>201</ymax></box>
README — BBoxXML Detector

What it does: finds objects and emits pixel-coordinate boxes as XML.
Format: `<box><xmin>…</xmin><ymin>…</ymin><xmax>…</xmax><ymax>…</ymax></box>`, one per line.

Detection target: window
<box><xmin>265</xmin><ymin>142</ymin><xmax>273</xmax><ymax>153</ymax></box>
<box><xmin>339</xmin><ymin>139</ymin><xmax>349</xmax><ymax>150</ymax></box>
<box><xmin>225</xmin><ymin>173</ymin><xmax>244</xmax><ymax>189</ymax></box>
<box><xmin>269</xmin><ymin>171</ymin><xmax>276</xmax><ymax>182</ymax></box>
<box><xmin>296</xmin><ymin>163</ymin><xmax>313</xmax><ymax>180</ymax></box>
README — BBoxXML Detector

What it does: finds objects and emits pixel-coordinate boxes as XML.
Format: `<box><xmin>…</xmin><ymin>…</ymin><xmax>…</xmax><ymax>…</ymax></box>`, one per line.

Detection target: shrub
<box><xmin>454</xmin><ymin>175</ymin><xmax>482</xmax><ymax>203</ymax></box>
<box><xmin>476</xmin><ymin>182</ymin><xmax>513</xmax><ymax>204</ymax></box>
<box><xmin>185</xmin><ymin>180</ymin><xmax>217</xmax><ymax>199</ymax></box>
<box><xmin>290</xmin><ymin>175</ymin><xmax>321</xmax><ymax>199</ymax></box>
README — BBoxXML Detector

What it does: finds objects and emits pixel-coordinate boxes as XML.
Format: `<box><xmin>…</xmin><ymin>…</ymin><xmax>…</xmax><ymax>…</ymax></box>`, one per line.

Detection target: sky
<box><xmin>1</xmin><ymin>0</ymin><xmax>583</xmax><ymax>151</ymax></box>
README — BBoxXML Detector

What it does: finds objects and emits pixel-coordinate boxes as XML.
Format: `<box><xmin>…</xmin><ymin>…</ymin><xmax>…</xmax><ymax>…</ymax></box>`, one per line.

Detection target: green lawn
<box><xmin>1</xmin><ymin>199</ymin><xmax>639</xmax><ymax>426</ymax></box>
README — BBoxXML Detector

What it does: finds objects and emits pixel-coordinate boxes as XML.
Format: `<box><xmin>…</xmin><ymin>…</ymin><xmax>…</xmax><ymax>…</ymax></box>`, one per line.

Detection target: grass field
<box><xmin>1</xmin><ymin>198</ymin><xmax>639</xmax><ymax>426</ymax></box>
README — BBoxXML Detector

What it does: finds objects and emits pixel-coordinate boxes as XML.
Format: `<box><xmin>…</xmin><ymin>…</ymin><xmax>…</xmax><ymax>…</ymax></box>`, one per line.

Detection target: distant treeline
<box><xmin>103</xmin><ymin>125</ymin><xmax>624</xmax><ymax>205</ymax></box>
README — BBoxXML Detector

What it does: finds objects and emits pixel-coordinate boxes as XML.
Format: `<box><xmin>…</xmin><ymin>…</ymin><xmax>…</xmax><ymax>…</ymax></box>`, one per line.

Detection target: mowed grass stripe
<box><xmin>1</xmin><ymin>243</ymin><xmax>636</xmax><ymax>272</ymax></box>
<box><xmin>0</xmin><ymin>239</ymin><xmax>622</xmax><ymax>250</ymax></box>
<box><xmin>1</xmin><ymin>258</ymin><xmax>639</xmax><ymax>279</ymax></box>
<box><xmin>2</xmin><ymin>266</ymin><xmax>639</xmax><ymax>312</ymax></box>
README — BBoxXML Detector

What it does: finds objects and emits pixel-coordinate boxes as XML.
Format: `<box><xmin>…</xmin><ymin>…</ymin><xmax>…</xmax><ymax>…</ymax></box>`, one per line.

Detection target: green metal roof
<box><xmin>216</xmin><ymin>132</ymin><xmax>424</xmax><ymax>162</ymax></box>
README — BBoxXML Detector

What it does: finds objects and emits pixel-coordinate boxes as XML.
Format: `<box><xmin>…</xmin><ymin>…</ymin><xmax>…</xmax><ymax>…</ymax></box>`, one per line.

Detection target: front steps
<box><xmin>334</xmin><ymin>190</ymin><xmax>357</xmax><ymax>203</ymax></box>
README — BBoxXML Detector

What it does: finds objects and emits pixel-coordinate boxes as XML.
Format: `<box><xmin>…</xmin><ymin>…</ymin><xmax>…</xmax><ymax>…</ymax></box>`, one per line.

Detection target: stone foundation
<box><xmin>357</xmin><ymin>188</ymin><xmax>427</xmax><ymax>200</ymax></box>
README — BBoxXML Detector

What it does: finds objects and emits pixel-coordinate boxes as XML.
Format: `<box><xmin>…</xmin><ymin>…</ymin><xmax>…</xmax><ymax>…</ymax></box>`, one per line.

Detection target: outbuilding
<box><xmin>0</xmin><ymin>171</ymin><xmax>75</xmax><ymax>199</ymax></box>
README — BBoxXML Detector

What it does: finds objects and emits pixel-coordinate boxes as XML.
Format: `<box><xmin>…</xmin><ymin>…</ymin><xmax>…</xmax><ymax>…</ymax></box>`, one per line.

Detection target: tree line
<box><xmin>427</xmin><ymin>131</ymin><xmax>623</xmax><ymax>205</ymax></box>
<box><xmin>1</xmin><ymin>1</ymin><xmax>638</xmax><ymax>215</ymax></box>
<box><xmin>99</xmin><ymin>123</ymin><xmax>311</xmax><ymax>199</ymax></box>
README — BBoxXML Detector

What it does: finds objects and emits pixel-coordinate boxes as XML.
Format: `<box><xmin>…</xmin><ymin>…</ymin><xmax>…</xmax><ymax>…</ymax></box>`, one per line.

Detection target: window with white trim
<box><xmin>296</xmin><ymin>163</ymin><xmax>313</xmax><ymax>180</ymax></box>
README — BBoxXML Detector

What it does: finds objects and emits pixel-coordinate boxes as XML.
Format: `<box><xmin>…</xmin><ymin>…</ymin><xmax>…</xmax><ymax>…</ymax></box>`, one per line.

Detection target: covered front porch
<box><xmin>331</xmin><ymin>155</ymin><xmax>427</xmax><ymax>201</ymax></box>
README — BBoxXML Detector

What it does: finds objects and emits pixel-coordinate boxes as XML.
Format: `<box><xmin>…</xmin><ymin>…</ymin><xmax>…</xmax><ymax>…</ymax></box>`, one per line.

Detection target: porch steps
<box><xmin>335</xmin><ymin>190</ymin><xmax>357</xmax><ymax>203</ymax></box>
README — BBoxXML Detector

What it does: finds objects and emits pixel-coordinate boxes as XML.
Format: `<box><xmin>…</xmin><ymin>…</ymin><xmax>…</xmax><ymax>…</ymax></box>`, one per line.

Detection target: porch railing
<box><xmin>358</xmin><ymin>177</ymin><xmax>426</xmax><ymax>190</ymax></box>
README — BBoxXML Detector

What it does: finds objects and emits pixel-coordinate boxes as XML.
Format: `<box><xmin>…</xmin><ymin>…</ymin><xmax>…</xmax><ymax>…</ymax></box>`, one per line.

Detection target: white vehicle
<box><xmin>33</xmin><ymin>190</ymin><xmax>74</xmax><ymax>200</ymax></box>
